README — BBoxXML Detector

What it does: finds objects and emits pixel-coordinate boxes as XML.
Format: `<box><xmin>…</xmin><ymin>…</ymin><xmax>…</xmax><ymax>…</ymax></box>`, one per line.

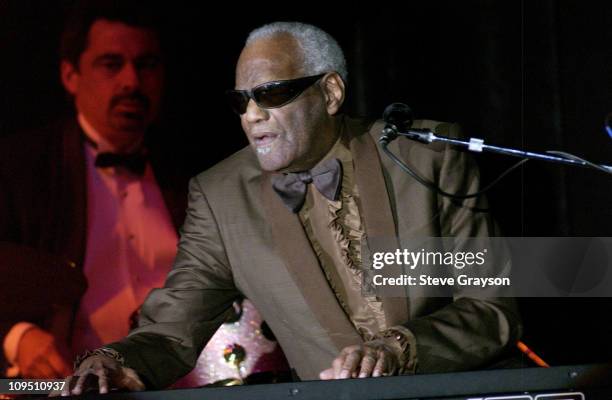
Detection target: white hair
<box><xmin>246</xmin><ymin>21</ymin><xmax>348</xmax><ymax>82</ymax></box>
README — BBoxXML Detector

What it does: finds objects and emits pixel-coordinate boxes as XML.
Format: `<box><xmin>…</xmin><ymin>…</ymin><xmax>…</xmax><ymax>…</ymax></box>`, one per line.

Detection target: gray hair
<box><xmin>246</xmin><ymin>22</ymin><xmax>348</xmax><ymax>82</ymax></box>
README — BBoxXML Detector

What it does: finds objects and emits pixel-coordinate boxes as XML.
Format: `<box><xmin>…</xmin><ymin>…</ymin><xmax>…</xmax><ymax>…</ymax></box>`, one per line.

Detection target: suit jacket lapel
<box><xmin>347</xmin><ymin>118</ymin><xmax>409</xmax><ymax>327</ymax></box>
<box><xmin>260</xmin><ymin>173</ymin><xmax>362</xmax><ymax>351</ymax></box>
<box><xmin>57</xmin><ymin>120</ymin><xmax>87</xmax><ymax>269</ymax></box>
<box><xmin>47</xmin><ymin>120</ymin><xmax>88</xmax><ymax>344</ymax></box>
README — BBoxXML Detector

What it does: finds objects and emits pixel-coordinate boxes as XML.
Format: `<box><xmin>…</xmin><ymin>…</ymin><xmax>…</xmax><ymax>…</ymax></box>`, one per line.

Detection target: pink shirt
<box><xmin>70</xmin><ymin>115</ymin><xmax>179</xmax><ymax>355</ymax></box>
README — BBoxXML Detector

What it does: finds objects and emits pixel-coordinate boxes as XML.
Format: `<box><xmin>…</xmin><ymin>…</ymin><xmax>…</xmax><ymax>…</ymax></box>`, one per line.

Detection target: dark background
<box><xmin>1</xmin><ymin>1</ymin><xmax>611</xmax><ymax>368</ymax></box>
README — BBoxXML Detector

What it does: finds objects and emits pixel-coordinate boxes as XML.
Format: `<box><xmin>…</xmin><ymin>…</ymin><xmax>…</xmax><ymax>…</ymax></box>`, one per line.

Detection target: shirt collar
<box><xmin>77</xmin><ymin>113</ymin><xmax>144</xmax><ymax>154</ymax></box>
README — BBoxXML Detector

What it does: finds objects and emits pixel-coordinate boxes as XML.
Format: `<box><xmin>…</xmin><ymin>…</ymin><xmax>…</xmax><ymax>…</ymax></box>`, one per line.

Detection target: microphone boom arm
<box><xmin>389</xmin><ymin>126</ymin><xmax>612</xmax><ymax>175</ymax></box>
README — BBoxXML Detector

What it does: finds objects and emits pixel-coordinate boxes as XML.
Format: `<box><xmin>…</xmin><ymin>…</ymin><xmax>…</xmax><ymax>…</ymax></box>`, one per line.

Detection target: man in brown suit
<box><xmin>64</xmin><ymin>22</ymin><xmax>521</xmax><ymax>395</ymax></box>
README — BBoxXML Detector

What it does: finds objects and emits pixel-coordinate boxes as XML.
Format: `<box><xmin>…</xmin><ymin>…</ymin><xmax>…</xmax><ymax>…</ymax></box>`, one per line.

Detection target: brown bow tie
<box><xmin>272</xmin><ymin>158</ymin><xmax>343</xmax><ymax>213</ymax></box>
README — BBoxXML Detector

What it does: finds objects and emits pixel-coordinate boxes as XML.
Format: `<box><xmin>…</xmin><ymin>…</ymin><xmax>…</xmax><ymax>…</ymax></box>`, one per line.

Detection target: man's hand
<box><xmin>56</xmin><ymin>354</ymin><xmax>145</xmax><ymax>396</ymax></box>
<box><xmin>16</xmin><ymin>327</ymin><xmax>71</xmax><ymax>378</ymax></box>
<box><xmin>319</xmin><ymin>340</ymin><xmax>399</xmax><ymax>380</ymax></box>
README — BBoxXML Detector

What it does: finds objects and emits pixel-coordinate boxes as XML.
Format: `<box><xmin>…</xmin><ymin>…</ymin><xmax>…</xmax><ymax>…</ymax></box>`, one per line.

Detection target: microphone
<box><xmin>605</xmin><ymin>113</ymin><xmax>612</xmax><ymax>139</ymax></box>
<box><xmin>383</xmin><ymin>103</ymin><xmax>414</xmax><ymax>132</ymax></box>
<box><xmin>380</xmin><ymin>103</ymin><xmax>414</xmax><ymax>145</ymax></box>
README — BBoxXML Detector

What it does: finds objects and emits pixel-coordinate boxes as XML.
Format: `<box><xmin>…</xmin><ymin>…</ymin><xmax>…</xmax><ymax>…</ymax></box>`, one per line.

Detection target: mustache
<box><xmin>110</xmin><ymin>92</ymin><xmax>150</xmax><ymax>110</ymax></box>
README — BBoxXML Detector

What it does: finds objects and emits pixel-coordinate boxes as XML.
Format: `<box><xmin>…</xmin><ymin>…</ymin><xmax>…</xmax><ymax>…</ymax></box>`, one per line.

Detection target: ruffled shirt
<box><xmin>298</xmin><ymin>137</ymin><xmax>387</xmax><ymax>341</ymax></box>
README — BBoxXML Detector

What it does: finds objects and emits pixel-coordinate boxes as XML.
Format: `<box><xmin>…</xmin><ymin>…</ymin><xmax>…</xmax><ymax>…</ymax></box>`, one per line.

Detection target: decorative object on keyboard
<box><xmin>223</xmin><ymin>343</ymin><xmax>247</xmax><ymax>384</ymax></box>
<box><xmin>172</xmin><ymin>299</ymin><xmax>290</xmax><ymax>388</ymax></box>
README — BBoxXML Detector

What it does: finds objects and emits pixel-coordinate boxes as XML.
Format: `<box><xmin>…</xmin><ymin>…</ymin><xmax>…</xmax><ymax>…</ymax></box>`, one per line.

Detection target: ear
<box><xmin>60</xmin><ymin>60</ymin><xmax>79</xmax><ymax>95</ymax></box>
<box><xmin>321</xmin><ymin>72</ymin><xmax>345</xmax><ymax>116</ymax></box>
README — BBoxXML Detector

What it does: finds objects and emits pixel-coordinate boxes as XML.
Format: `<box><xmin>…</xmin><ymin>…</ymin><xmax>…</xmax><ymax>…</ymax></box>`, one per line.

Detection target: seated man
<box><xmin>64</xmin><ymin>21</ymin><xmax>521</xmax><ymax>394</ymax></box>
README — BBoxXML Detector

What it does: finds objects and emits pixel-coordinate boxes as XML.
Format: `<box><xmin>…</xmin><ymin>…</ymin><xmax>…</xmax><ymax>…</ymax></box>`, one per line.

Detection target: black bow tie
<box><xmin>95</xmin><ymin>152</ymin><xmax>147</xmax><ymax>175</ymax></box>
<box><xmin>271</xmin><ymin>158</ymin><xmax>343</xmax><ymax>213</ymax></box>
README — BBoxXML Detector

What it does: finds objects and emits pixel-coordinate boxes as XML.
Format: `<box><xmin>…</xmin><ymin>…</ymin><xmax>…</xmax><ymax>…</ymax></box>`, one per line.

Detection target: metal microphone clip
<box><xmin>379</xmin><ymin>124</ymin><xmax>399</xmax><ymax>146</ymax></box>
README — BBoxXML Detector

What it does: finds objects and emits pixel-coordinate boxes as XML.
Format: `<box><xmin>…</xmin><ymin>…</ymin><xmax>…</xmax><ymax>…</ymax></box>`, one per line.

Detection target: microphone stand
<box><xmin>381</xmin><ymin>125</ymin><xmax>612</xmax><ymax>175</ymax></box>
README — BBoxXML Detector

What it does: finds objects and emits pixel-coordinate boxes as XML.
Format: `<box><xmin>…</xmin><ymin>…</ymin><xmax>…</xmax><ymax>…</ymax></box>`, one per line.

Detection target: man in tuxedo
<box><xmin>64</xmin><ymin>21</ymin><xmax>521</xmax><ymax>394</ymax></box>
<box><xmin>0</xmin><ymin>3</ymin><xmax>187</xmax><ymax>378</ymax></box>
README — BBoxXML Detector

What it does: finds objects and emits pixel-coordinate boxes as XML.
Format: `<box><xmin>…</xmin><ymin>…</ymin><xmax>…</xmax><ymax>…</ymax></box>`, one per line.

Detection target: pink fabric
<box><xmin>71</xmin><ymin>117</ymin><xmax>178</xmax><ymax>355</ymax></box>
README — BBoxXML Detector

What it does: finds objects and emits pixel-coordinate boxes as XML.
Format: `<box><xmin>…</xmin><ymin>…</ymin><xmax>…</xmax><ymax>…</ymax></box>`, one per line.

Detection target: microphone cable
<box><xmin>379</xmin><ymin>137</ymin><xmax>529</xmax><ymax>200</ymax></box>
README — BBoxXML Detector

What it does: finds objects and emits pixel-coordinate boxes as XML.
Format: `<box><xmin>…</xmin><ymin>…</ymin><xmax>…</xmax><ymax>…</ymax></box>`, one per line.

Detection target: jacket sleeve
<box><xmin>397</xmin><ymin>121</ymin><xmax>522</xmax><ymax>373</ymax></box>
<box><xmin>105</xmin><ymin>177</ymin><xmax>241</xmax><ymax>389</ymax></box>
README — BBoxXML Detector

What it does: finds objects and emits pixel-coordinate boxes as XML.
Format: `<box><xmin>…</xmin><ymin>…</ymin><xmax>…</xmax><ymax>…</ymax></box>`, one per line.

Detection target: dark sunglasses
<box><xmin>226</xmin><ymin>73</ymin><xmax>326</xmax><ymax>115</ymax></box>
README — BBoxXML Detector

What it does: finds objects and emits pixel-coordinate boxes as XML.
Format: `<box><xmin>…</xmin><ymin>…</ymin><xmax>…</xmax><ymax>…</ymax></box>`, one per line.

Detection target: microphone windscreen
<box><xmin>383</xmin><ymin>103</ymin><xmax>414</xmax><ymax>131</ymax></box>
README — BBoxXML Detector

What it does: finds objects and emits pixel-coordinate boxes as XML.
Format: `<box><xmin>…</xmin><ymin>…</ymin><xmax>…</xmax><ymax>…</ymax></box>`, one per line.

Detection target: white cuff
<box><xmin>3</xmin><ymin>322</ymin><xmax>37</xmax><ymax>377</ymax></box>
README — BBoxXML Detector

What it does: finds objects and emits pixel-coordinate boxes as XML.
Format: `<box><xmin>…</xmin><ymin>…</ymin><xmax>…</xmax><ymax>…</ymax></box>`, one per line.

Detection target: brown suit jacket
<box><xmin>107</xmin><ymin>117</ymin><xmax>521</xmax><ymax>388</ymax></box>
